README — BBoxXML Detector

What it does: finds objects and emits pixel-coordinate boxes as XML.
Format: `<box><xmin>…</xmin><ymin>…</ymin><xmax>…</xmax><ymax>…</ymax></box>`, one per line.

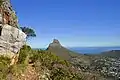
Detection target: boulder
<box><xmin>0</xmin><ymin>24</ymin><xmax>26</xmax><ymax>58</ymax></box>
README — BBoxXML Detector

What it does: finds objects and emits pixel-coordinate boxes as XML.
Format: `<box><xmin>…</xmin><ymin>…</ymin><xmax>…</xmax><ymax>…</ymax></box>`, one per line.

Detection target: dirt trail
<box><xmin>19</xmin><ymin>64</ymin><xmax>39</xmax><ymax>80</ymax></box>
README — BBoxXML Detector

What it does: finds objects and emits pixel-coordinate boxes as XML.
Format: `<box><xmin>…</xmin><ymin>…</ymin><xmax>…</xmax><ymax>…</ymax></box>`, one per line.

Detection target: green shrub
<box><xmin>0</xmin><ymin>0</ymin><xmax>3</xmax><ymax>6</ymax></box>
<box><xmin>29</xmin><ymin>49</ymin><xmax>83</xmax><ymax>80</ymax></box>
<box><xmin>18</xmin><ymin>45</ymin><xmax>31</xmax><ymax>64</ymax></box>
<box><xmin>50</xmin><ymin>67</ymin><xmax>83</xmax><ymax>80</ymax></box>
<box><xmin>0</xmin><ymin>56</ymin><xmax>10</xmax><ymax>80</ymax></box>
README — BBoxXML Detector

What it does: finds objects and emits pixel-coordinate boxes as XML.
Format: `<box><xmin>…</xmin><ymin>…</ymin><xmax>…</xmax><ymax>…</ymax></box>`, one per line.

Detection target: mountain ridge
<box><xmin>46</xmin><ymin>39</ymin><xmax>82</xmax><ymax>60</ymax></box>
<box><xmin>100</xmin><ymin>50</ymin><xmax>120</xmax><ymax>58</ymax></box>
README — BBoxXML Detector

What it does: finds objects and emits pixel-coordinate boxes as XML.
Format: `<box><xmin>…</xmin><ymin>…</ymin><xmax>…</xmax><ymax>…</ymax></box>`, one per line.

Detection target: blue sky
<box><xmin>11</xmin><ymin>0</ymin><xmax>120</xmax><ymax>48</ymax></box>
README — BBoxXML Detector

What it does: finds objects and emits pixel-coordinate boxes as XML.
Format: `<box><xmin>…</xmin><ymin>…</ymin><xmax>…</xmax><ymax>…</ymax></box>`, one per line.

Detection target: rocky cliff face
<box><xmin>0</xmin><ymin>0</ymin><xmax>18</xmax><ymax>28</ymax></box>
<box><xmin>0</xmin><ymin>0</ymin><xmax>26</xmax><ymax>57</ymax></box>
<box><xmin>0</xmin><ymin>24</ymin><xmax>26</xmax><ymax>57</ymax></box>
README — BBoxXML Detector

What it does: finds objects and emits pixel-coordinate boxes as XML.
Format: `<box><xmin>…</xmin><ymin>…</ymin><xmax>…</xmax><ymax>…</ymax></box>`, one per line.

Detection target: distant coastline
<box><xmin>33</xmin><ymin>46</ymin><xmax>120</xmax><ymax>54</ymax></box>
<box><xmin>68</xmin><ymin>46</ymin><xmax>120</xmax><ymax>54</ymax></box>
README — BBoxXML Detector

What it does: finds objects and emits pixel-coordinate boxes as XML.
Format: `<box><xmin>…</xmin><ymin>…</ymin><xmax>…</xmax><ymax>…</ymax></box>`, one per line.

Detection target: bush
<box><xmin>29</xmin><ymin>50</ymin><xmax>83</xmax><ymax>80</ymax></box>
<box><xmin>18</xmin><ymin>45</ymin><xmax>31</xmax><ymax>64</ymax></box>
<box><xmin>0</xmin><ymin>56</ymin><xmax>10</xmax><ymax>80</ymax></box>
<box><xmin>0</xmin><ymin>0</ymin><xmax>3</xmax><ymax>6</ymax></box>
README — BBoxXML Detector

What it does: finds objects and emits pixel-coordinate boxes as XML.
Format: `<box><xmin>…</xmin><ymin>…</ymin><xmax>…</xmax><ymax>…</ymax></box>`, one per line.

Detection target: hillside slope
<box><xmin>0</xmin><ymin>45</ymin><xmax>106</xmax><ymax>80</ymax></box>
<box><xmin>46</xmin><ymin>39</ymin><xmax>86</xmax><ymax>60</ymax></box>
<box><xmin>46</xmin><ymin>39</ymin><xmax>94</xmax><ymax>66</ymax></box>
<box><xmin>100</xmin><ymin>50</ymin><xmax>120</xmax><ymax>58</ymax></box>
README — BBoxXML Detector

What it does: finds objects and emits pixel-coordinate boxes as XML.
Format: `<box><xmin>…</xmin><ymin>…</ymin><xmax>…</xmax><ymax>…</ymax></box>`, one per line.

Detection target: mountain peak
<box><xmin>48</xmin><ymin>39</ymin><xmax>61</xmax><ymax>48</ymax></box>
<box><xmin>53</xmin><ymin>39</ymin><xmax>60</xmax><ymax>44</ymax></box>
<box><xmin>47</xmin><ymin>39</ymin><xmax>81</xmax><ymax>60</ymax></box>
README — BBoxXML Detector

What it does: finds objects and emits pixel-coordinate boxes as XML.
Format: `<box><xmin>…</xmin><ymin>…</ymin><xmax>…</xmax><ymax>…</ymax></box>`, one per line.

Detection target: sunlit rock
<box><xmin>0</xmin><ymin>24</ymin><xmax>26</xmax><ymax>58</ymax></box>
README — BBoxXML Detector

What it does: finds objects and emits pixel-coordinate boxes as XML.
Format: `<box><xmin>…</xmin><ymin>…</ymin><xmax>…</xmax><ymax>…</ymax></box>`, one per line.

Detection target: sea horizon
<box><xmin>33</xmin><ymin>46</ymin><xmax>120</xmax><ymax>54</ymax></box>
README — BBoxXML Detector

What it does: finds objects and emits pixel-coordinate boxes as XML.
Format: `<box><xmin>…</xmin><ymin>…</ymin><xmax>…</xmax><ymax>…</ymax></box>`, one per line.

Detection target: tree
<box><xmin>20</xmin><ymin>27</ymin><xmax>36</xmax><ymax>39</ymax></box>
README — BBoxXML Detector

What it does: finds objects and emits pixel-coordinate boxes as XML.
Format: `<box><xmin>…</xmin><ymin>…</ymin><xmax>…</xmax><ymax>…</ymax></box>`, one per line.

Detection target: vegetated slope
<box><xmin>46</xmin><ymin>39</ymin><xmax>92</xmax><ymax>65</ymax></box>
<box><xmin>46</xmin><ymin>39</ymin><xmax>120</xmax><ymax>80</ymax></box>
<box><xmin>0</xmin><ymin>45</ymin><xmax>105</xmax><ymax>80</ymax></box>
<box><xmin>100</xmin><ymin>50</ymin><xmax>120</xmax><ymax>58</ymax></box>
<box><xmin>47</xmin><ymin>39</ymin><xmax>85</xmax><ymax>59</ymax></box>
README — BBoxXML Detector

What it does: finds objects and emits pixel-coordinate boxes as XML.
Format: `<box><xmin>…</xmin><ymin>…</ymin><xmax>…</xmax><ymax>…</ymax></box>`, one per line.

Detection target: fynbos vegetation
<box><xmin>0</xmin><ymin>45</ymin><xmax>86</xmax><ymax>80</ymax></box>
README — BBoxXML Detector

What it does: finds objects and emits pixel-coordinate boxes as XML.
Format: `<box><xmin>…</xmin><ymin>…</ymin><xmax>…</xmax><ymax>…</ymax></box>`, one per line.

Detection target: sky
<box><xmin>11</xmin><ymin>0</ymin><xmax>120</xmax><ymax>48</ymax></box>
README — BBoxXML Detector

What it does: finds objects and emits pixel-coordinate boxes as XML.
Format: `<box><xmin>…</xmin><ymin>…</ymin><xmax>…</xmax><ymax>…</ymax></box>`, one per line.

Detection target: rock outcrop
<box><xmin>0</xmin><ymin>24</ymin><xmax>26</xmax><ymax>58</ymax></box>
<box><xmin>48</xmin><ymin>39</ymin><xmax>62</xmax><ymax>48</ymax></box>
<box><xmin>0</xmin><ymin>0</ymin><xmax>26</xmax><ymax>57</ymax></box>
<box><xmin>0</xmin><ymin>0</ymin><xmax>18</xmax><ymax>28</ymax></box>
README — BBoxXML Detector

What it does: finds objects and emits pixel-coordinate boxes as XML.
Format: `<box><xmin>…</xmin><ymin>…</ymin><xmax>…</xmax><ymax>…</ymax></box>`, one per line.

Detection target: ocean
<box><xmin>34</xmin><ymin>47</ymin><xmax>120</xmax><ymax>54</ymax></box>
<box><xmin>68</xmin><ymin>47</ymin><xmax>120</xmax><ymax>54</ymax></box>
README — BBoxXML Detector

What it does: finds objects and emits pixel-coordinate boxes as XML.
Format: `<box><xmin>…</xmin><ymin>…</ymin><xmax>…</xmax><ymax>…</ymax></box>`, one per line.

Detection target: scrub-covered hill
<box><xmin>0</xmin><ymin>45</ymin><xmax>105</xmax><ymax>80</ymax></box>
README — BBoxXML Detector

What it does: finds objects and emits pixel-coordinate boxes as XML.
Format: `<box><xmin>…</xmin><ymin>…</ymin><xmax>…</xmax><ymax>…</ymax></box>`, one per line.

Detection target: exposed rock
<box><xmin>53</xmin><ymin>39</ymin><xmax>60</xmax><ymax>44</ymax></box>
<box><xmin>0</xmin><ymin>0</ymin><xmax>26</xmax><ymax>58</ymax></box>
<box><xmin>48</xmin><ymin>39</ymin><xmax>61</xmax><ymax>48</ymax></box>
<box><xmin>0</xmin><ymin>24</ymin><xmax>26</xmax><ymax>58</ymax></box>
<box><xmin>0</xmin><ymin>0</ymin><xmax>18</xmax><ymax>28</ymax></box>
